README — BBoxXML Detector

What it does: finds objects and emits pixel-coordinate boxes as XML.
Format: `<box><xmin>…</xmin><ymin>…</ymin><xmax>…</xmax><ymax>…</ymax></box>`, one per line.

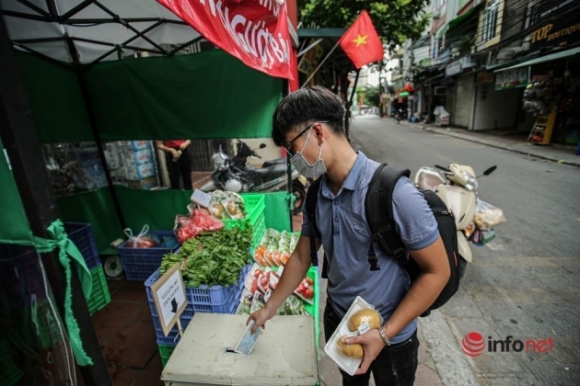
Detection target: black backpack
<box><xmin>305</xmin><ymin>163</ymin><xmax>465</xmax><ymax>316</ymax></box>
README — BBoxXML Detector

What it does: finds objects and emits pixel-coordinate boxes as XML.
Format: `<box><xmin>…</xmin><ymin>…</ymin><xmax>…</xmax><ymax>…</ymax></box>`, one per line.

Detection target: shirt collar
<box><xmin>321</xmin><ymin>151</ymin><xmax>368</xmax><ymax>197</ymax></box>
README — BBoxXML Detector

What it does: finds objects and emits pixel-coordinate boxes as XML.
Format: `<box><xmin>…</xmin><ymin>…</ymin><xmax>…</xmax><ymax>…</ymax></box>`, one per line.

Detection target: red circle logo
<box><xmin>462</xmin><ymin>332</ymin><xmax>485</xmax><ymax>357</ymax></box>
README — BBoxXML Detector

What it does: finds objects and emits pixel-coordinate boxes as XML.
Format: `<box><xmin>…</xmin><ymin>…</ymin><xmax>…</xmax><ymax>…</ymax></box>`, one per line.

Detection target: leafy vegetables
<box><xmin>161</xmin><ymin>225</ymin><xmax>252</xmax><ymax>288</ymax></box>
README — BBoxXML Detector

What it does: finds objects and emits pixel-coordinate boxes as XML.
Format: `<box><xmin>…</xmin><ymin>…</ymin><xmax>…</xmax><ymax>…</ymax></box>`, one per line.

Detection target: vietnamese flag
<box><xmin>339</xmin><ymin>10</ymin><xmax>384</xmax><ymax>69</ymax></box>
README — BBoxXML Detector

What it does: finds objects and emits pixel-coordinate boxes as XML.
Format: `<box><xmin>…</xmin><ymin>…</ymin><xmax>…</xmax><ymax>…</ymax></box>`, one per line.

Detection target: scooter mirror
<box><xmin>259</xmin><ymin>143</ymin><xmax>267</xmax><ymax>149</ymax></box>
<box><xmin>483</xmin><ymin>165</ymin><xmax>497</xmax><ymax>176</ymax></box>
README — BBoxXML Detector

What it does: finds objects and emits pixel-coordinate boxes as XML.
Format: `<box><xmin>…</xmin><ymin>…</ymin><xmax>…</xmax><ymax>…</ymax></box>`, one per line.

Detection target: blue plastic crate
<box><xmin>0</xmin><ymin>244</ymin><xmax>46</xmax><ymax>307</ymax></box>
<box><xmin>118</xmin><ymin>230</ymin><xmax>180</xmax><ymax>281</ymax></box>
<box><xmin>152</xmin><ymin>308</ymin><xmax>195</xmax><ymax>346</ymax></box>
<box><xmin>187</xmin><ymin>263</ymin><xmax>249</xmax><ymax>313</ymax></box>
<box><xmin>64</xmin><ymin>222</ymin><xmax>101</xmax><ymax>270</ymax></box>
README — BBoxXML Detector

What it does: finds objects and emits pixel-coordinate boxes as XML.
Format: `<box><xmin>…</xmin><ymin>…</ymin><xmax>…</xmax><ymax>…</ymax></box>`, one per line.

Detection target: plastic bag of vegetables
<box><xmin>123</xmin><ymin>225</ymin><xmax>159</xmax><ymax>248</ymax></box>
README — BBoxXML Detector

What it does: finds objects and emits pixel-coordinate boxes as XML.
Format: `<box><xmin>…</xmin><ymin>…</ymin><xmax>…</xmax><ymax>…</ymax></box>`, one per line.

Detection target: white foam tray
<box><xmin>323</xmin><ymin>296</ymin><xmax>383</xmax><ymax>376</ymax></box>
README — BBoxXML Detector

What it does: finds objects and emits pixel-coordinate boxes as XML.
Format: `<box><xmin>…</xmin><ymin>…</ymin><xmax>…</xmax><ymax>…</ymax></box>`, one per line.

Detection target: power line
<box><xmin>424</xmin><ymin>1</ymin><xmax>578</xmax><ymax>59</ymax></box>
<box><xmin>440</xmin><ymin>0</ymin><xmax>547</xmax><ymax>48</ymax></box>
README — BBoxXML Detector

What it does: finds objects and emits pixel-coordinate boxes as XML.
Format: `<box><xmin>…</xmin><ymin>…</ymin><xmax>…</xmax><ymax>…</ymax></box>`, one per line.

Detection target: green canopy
<box><xmin>17</xmin><ymin>49</ymin><xmax>282</xmax><ymax>143</ymax></box>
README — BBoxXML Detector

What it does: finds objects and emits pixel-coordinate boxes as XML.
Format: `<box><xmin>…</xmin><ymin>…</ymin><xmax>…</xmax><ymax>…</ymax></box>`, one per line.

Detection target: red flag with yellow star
<box><xmin>339</xmin><ymin>10</ymin><xmax>384</xmax><ymax>69</ymax></box>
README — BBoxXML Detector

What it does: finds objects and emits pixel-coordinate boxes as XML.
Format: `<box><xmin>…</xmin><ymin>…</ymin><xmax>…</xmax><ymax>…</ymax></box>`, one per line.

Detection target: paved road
<box><xmin>349</xmin><ymin>115</ymin><xmax>580</xmax><ymax>386</ymax></box>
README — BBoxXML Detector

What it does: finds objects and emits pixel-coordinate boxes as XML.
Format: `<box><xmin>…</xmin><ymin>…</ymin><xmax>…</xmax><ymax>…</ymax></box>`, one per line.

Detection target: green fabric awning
<box><xmin>298</xmin><ymin>28</ymin><xmax>346</xmax><ymax>38</ymax></box>
<box><xmin>449</xmin><ymin>7</ymin><xmax>477</xmax><ymax>29</ymax></box>
<box><xmin>436</xmin><ymin>26</ymin><xmax>448</xmax><ymax>39</ymax></box>
<box><xmin>17</xmin><ymin>49</ymin><xmax>282</xmax><ymax>142</ymax></box>
<box><xmin>495</xmin><ymin>47</ymin><xmax>580</xmax><ymax>72</ymax></box>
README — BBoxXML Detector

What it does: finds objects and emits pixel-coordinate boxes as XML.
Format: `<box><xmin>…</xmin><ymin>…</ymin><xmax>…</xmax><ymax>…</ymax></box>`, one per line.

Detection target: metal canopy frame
<box><xmin>2</xmin><ymin>0</ymin><xmax>205</xmax><ymax>68</ymax></box>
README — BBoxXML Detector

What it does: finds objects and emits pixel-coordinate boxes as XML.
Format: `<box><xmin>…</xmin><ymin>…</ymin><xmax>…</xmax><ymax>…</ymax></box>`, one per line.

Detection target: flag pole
<box><xmin>302</xmin><ymin>39</ymin><xmax>341</xmax><ymax>87</ymax></box>
<box><xmin>345</xmin><ymin>68</ymin><xmax>360</xmax><ymax>139</ymax></box>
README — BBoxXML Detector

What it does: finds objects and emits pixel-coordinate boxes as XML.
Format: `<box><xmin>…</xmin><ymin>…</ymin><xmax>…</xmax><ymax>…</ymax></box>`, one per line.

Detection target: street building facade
<box><xmin>392</xmin><ymin>0</ymin><xmax>580</xmax><ymax>145</ymax></box>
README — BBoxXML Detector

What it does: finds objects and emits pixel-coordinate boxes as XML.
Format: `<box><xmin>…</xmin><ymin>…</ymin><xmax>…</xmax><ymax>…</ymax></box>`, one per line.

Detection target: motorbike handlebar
<box><xmin>434</xmin><ymin>164</ymin><xmax>452</xmax><ymax>173</ymax></box>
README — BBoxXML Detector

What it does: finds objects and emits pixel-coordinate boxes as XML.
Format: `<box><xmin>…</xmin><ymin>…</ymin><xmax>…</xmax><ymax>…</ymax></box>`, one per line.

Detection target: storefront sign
<box><xmin>158</xmin><ymin>0</ymin><xmax>294</xmax><ymax>80</ymax></box>
<box><xmin>530</xmin><ymin>2</ymin><xmax>579</xmax><ymax>49</ymax></box>
<box><xmin>476</xmin><ymin>72</ymin><xmax>494</xmax><ymax>85</ymax></box>
<box><xmin>446</xmin><ymin>60</ymin><xmax>462</xmax><ymax>77</ymax></box>
<box><xmin>495</xmin><ymin>68</ymin><xmax>529</xmax><ymax>90</ymax></box>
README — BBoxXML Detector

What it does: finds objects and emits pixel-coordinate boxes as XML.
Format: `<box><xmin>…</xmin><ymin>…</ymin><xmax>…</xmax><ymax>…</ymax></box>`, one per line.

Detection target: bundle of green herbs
<box><xmin>161</xmin><ymin>225</ymin><xmax>253</xmax><ymax>288</ymax></box>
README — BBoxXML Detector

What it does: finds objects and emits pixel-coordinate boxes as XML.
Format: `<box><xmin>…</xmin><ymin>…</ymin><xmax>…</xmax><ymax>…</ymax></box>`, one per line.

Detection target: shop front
<box><xmin>499</xmin><ymin>46</ymin><xmax>580</xmax><ymax>145</ymax></box>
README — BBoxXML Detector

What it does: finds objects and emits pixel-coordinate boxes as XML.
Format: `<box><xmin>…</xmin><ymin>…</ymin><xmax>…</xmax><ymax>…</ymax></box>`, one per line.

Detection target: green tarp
<box><xmin>56</xmin><ymin>187</ymin><xmax>293</xmax><ymax>253</ymax></box>
<box><xmin>0</xmin><ymin>139</ymin><xmax>33</xmax><ymax>244</ymax></box>
<box><xmin>83</xmin><ymin>49</ymin><xmax>281</xmax><ymax>141</ymax></box>
<box><xmin>17</xmin><ymin>49</ymin><xmax>282</xmax><ymax>142</ymax></box>
<box><xmin>15</xmin><ymin>52</ymin><xmax>94</xmax><ymax>143</ymax></box>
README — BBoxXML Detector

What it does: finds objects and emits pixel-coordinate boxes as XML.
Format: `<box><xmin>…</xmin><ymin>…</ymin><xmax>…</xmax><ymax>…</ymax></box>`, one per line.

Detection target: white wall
<box><xmin>472</xmin><ymin>85</ymin><xmax>520</xmax><ymax>131</ymax></box>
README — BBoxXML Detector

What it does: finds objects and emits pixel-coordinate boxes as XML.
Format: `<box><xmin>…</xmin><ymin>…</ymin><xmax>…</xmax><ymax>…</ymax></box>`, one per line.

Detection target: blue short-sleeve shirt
<box><xmin>302</xmin><ymin>152</ymin><xmax>439</xmax><ymax>344</ymax></box>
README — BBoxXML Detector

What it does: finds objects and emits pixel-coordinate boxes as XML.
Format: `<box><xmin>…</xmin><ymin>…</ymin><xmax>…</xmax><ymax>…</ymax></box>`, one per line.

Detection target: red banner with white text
<box><xmin>158</xmin><ymin>0</ymin><xmax>294</xmax><ymax>80</ymax></box>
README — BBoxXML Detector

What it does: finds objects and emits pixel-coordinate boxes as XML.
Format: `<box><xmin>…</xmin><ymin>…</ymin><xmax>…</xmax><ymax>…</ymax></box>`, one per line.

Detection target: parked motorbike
<box><xmin>414</xmin><ymin>163</ymin><xmax>497</xmax><ymax>273</ymax></box>
<box><xmin>200</xmin><ymin>140</ymin><xmax>308</xmax><ymax>215</ymax></box>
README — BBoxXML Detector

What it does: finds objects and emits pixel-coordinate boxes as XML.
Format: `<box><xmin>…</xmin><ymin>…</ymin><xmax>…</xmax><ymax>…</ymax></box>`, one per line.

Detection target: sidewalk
<box><xmin>403</xmin><ymin>122</ymin><xmax>580</xmax><ymax>167</ymax></box>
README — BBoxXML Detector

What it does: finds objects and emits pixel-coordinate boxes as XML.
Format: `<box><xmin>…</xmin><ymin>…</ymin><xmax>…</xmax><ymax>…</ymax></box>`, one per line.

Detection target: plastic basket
<box><xmin>86</xmin><ymin>266</ymin><xmax>111</xmax><ymax>315</ymax></box>
<box><xmin>303</xmin><ymin>265</ymin><xmax>321</xmax><ymax>346</ymax></box>
<box><xmin>153</xmin><ymin>309</ymin><xmax>195</xmax><ymax>346</ymax></box>
<box><xmin>0</xmin><ymin>244</ymin><xmax>46</xmax><ymax>307</ymax></box>
<box><xmin>118</xmin><ymin>230</ymin><xmax>180</xmax><ymax>281</ymax></box>
<box><xmin>158</xmin><ymin>344</ymin><xmax>175</xmax><ymax>367</ymax></box>
<box><xmin>64</xmin><ymin>222</ymin><xmax>100</xmax><ymax>270</ymax></box>
<box><xmin>187</xmin><ymin>263</ymin><xmax>249</xmax><ymax>313</ymax></box>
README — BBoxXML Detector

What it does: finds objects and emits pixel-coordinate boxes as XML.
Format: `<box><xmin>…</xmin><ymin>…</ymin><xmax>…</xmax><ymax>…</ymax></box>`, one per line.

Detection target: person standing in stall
<box><xmin>156</xmin><ymin>140</ymin><xmax>192</xmax><ymax>190</ymax></box>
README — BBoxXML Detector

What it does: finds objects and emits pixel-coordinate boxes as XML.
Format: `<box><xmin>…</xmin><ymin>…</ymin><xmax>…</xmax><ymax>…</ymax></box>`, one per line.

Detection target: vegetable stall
<box><xmin>0</xmin><ymin>1</ymin><xmax>319</xmax><ymax>385</ymax></box>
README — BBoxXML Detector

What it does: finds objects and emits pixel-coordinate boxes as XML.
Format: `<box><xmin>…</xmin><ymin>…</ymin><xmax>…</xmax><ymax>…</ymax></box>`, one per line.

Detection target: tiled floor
<box><xmin>83</xmin><ymin>213</ymin><xmax>304</xmax><ymax>386</ymax></box>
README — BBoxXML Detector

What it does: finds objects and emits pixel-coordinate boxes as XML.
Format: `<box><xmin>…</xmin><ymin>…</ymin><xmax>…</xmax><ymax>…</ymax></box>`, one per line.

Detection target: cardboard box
<box><xmin>103</xmin><ymin>143</ymin><xmax>121</xmax><ymax>170</ymax></box>
<box><xmin>127</xmin><ymin>176</ymin><xmax>158</xmax><ymax>190</ymax></box>
<box><xmin>117</xmin><ymin>140</ymin><xmax>150</xmax><ymax>151</ymax></box>
<box><xmin>122</xmin><ymin>147</ymin><xmax>154</xmax><ymax>168</ymax></box>
<box><xmin>126</xmin><ymin>162</ymin><xmax>156</xmax><ymax>180</ymax></box>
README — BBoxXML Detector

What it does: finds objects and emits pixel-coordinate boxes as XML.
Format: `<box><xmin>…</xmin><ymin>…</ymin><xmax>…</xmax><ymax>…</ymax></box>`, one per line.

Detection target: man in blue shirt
<box><xmin>249</xmin><ymin>86</ymin><xmax>450</xmax><ymax>386</ymax></box>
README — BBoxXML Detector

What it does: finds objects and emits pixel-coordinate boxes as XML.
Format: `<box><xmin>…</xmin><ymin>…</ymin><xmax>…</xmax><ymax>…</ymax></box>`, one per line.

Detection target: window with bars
<box><xmin>482</xmin><ymin>0</ymin><xmax>499</xmax><ymax>42</ymax></box>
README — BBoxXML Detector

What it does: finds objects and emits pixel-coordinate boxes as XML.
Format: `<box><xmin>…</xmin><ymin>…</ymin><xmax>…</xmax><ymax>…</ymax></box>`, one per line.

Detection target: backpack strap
<box><xmin>365</xmin><ymin>164</ymin><xmax>411</xmax><ymax>270</ymax></box>
<box><xmin>304</xmin><ymin>177</ymin><xmax>322</xmax><ymax>268</ymax></box>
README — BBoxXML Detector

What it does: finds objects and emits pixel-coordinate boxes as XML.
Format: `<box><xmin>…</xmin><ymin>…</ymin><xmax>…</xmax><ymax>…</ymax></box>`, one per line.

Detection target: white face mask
<box><xmin>289</xmin><ymin>128</ymin><xmax>327</xmax><ymax>179</ymax></box>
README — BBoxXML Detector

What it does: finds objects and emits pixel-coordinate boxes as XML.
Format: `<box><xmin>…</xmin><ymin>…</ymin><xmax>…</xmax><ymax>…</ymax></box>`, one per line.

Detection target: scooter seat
<box><xmin>262</xmin><ymin>158</ymin><xmax>285</xmax><ymax>167</ymax></box>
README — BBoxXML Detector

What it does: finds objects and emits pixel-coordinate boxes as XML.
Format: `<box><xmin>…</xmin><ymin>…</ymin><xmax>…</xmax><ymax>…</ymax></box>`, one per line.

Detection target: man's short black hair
<box><xmin>272</xmin><ymin>86</ymin><xmax>346</xmax><ymax>147</ymax></box>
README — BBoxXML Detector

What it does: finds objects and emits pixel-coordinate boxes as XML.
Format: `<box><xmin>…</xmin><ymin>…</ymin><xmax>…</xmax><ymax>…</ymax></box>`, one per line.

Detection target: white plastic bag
<box><xmin>123</xmin><ymin>225</ymin><xmax>159</xmax><ymax>248</ymax></box>
<box><xmin>474</xmin><ymin>200</ymin><xmax>506</xmax><ymax>230</ymax></box>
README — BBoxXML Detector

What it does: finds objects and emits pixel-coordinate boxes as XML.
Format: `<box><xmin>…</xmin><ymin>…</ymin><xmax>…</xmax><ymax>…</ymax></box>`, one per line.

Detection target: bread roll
<box><xmin>337</xmin><ymin>336</ymin><xmax>364</xmax><ymax>358</ymax></box>
<box><xmin>348</xmin><ymin>309</ymin><xmax>381</xmax><ymax>332</ymax></box>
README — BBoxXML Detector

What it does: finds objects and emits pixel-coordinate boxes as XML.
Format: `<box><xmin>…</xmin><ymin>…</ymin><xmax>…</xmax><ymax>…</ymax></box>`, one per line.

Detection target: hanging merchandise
<box><xmin>523</xmin><ymin>74</ymin><xmax>562</xmax><ymax>145</ymax></box>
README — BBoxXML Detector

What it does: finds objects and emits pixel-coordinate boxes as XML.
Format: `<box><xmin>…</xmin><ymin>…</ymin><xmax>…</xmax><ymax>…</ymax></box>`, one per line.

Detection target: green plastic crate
<box><xmin>158</xmin><ymin>344</ymin><xmax>175</xmax><ymax>367</ymax></box>
<box><xmin>85</xmin><ymin>266</ymin><xmax>111</xmax><ymax>315</ymax></box>
<box><xmin>223</xmin><ymin>194</ymin><xmax>266</xmax><ymax>249</ymax></box>
<box><xmin>251</xmin><ymin>214</ymin><xmax>266</xmax><ymax>249</ymax></box>
<box><xmin>269</xmin><ymin>265</ymin><xmax>320</xmax><ymax>346</ymax></box>
<box><xmin>303</xmin><ymin>266</ymin><xmax>320</xmax><ymax>346</ymax></box>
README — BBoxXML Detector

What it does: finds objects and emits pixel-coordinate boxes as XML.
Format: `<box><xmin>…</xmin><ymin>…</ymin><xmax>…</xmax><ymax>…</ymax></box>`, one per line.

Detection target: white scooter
<box><xmin>415</xmin><ymin>163</ymin><xmax>497</xmax><ymax>264</ymax></box>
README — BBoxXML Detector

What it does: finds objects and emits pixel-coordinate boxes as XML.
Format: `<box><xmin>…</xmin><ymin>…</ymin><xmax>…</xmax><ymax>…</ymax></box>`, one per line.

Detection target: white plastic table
<box><xmin>161</xmin><ymin>314</ymin><xmax>318</xmax><ymax>386</ymax></box>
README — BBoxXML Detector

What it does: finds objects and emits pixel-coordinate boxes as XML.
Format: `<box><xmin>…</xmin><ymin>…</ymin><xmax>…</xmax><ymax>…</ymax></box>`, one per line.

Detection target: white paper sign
<box><xmin>151</xmin><ymin>264</ymin><xmax>187</xmax><ymax>336</ymax></box>
<box><xmin>190</xmin><ymin>189</ymin><xmax>212</xmax><ymax>208</ymax></box>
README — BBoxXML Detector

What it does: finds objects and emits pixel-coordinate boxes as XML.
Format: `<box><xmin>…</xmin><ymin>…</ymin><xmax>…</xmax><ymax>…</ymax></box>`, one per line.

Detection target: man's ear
<box><xmin>312</xmin><ymin>123</ymin><xmax>326</xmax><ymax>145</ymax></box>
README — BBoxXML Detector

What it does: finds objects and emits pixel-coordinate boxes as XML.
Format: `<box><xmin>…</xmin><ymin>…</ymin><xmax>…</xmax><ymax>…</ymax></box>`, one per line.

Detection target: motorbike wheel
<box><xmin>292</xmin><ymin>184</ymin><xmax>306</xmax><ymax>216</ymax></box>
<box><xmin>457</xmin><ymin>255</ymin><xmax>468</xmax><ymax>279</ymax></box>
